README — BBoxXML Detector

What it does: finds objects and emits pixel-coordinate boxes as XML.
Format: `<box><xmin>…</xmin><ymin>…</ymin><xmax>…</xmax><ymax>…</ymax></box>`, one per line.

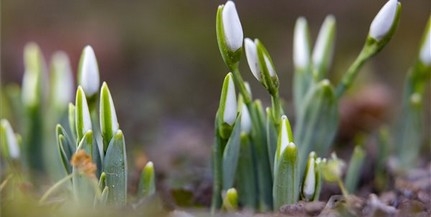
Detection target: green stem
<box><xmin>231</xmin><ymin>67</ymin><xmax>252</xmax><ymax>104</ymax></box>
<box><xmin>337</xmin><ymin>178</ymin><xmax>349</xmax><ymax>199</ymax></box>
<box><xmin>39</xmin><ymin>174</ymin><xmax>73</xmax><ymax>204</ymax></box>
<box><xmin>271</xmin><ymin>91</ymin><xmax>282</xmax><ymax>127</ymax></box>
<box><xmin>335</xmin><ymin>48</ymin><xmax>370</xmax><ymax>98</ymax></box>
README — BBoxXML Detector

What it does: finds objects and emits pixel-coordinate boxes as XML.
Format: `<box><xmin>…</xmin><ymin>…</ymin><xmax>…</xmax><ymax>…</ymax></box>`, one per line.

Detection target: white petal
<box><xmin>1</xmin><ymin>120</ymin><xmax>20</xmax><ymax>159</ymax></box>
<box><xmin>245</xmin><ymin>38</ymin><xmax>261</xmax><ymax>81</ymax></box>
<box><xmin>280</xmin><ymin>115</ymin><xmax>289</xmax><ymax>153</ymax></box>
<box><xmin>223</xmin><ymin>75</ymin><xmax>237</xmax><ymax>125</ymax></box>
<box><xmin>264</xmin><ymin>55</ymin><xmax>276</xmax><ymax>77</ymax></box>
<box><xmin>79</xmin><ymin>46</ymin><xmax>100</xmax><ymax>96</ymax></box>
<box><xmin>222</xmin><ymin>1</ymin><xmax>243</xmax><ymax>51</ymax></box>
<box><xmin>241</xmin><ymin>105</ymin><xmax>252</xmax><ymax>134</ymax></box>
<box><xmin>369</xmin><ymin>0</ymin><xmax>398</xmax><ymax>41</ymax></box>
<box><xmin>293</xmin><ymin>17</ymin><xmax>310</xmax><ymax>68</ymax></box>
<box><xmin>420</xmin><ymin>29</ymin><xmax>431</xmax><ymax>66</ymax></box>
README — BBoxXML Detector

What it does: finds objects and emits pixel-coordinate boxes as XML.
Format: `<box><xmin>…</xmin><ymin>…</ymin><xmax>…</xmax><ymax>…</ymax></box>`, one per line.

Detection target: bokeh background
<box><xmin>1</xmin><ymin>0</ymin><xmax>430</xmax><ymax>198</ymax></box>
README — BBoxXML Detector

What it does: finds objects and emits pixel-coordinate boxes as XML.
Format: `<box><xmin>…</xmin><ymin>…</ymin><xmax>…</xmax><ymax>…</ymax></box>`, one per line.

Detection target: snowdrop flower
<box><xmin>245</xmin><ymin>38</ymin><xmax>279</xmax><ymax>93</ymax></box>
<box><xmin>369</xmin><ymin>0</ymin><xmax>399</xmax><ymax>41</ymax></box>
<box><xmin>222</xmin><ymin>1</ymin><xmax>243</xmax><ymax>52</ymax></box>
<box><xmin>293</xmin><ymin>17</ymin><xmax>311</xmax><ymax>69</ymax></box>
<box><xmin>1</xmin><ymin>119</ymin><xmax>20</xmax><ymax>159</ymax></box>
<box><xmin>78</xmin><ymin>46</ymin><xmax>100</xmax><ymax>97</ymax></box>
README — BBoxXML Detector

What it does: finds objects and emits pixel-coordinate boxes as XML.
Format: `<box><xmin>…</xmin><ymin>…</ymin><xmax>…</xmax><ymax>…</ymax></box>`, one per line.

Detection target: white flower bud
<box><xmin>369</xmin><ymin>0</ymin><xmax>398</xmax><ymax>41</ymax></box>
<box><xmin>78</xmin><ymin>46</ymin><xmax>100</xmax><ymax>97</ymax></box>
<box><xmin>222</xmin><ymin>1</ymin><xmax>243</xmax><ymax>51</ymax></box>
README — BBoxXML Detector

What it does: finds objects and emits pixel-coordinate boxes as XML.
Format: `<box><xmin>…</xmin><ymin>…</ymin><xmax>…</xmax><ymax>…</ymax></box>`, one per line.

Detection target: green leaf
<box><xmin>103</xmin><ymin>130</ymin><xmax>127</xmax><ymax>205</ymax></box>
<box><xmin>72</xmin><ymin>131</ymin><xmax>97</xmax><ymax>206</ymax></box>
<box><xmin>266</xmin><ymin>108</ymin><xmax>277</xmax><ymax>177</ymax></box>
<box><xmin>250</xmin><ymin>100</ymin><xmax>273</xmax><ymax>211</ymax></box>
<box><xmin>56</xmin><ymin>124</ymin><xmax>75</xmax><ymax>174</ymax></box>
<box><xmin>273</xmin><ymin>142</ymin><xmax>299</xmax><ymax>209</ymax></box>
<box><xmin>394</xmin><ymin>93</ymin><xmax>424</xmax><ymax>170</ymax></box>
<box><xmin>100</xmin><ymin>82</ymin><xmax>119</xmax><ymax>154</ymax></box>
<box><xmin>138</xmin><ymin>161</ymin><xmax>156</xmax><ymax>198</ymax></box>
<box><xmin>344</xmin><ymin>144</ymin><xmax>366</xmax><ymax>193</ymax></box>
<box><xmin>236</xmin><ymin>133</ymin><xmax>257</xmax><ymax>209</ymax></box>
<box><xmin>211</xmin><ymin>118</ymin><xmax>226</xmax><ymax>213</ymax></box>
<box><xmin>75</xmin><ymin>87</ymin><xmax>92</xmax><ymax>143</ymax></box>
<box><xmin>294</xmin><ymin>80</ymin><xmax>338</xmax><ymax>175</ymax></box>
<box><xmin>68</xmin><ymin>103</ymin><xmax>77</xmax><ymax>142</ymax></box>
<box><xmin>222</xmin><ymin>115</ymin><xmax>241</xmax><ymax>190</ymax></box>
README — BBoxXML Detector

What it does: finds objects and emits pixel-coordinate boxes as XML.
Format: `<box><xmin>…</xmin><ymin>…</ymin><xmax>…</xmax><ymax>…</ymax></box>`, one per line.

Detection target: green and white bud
<box><xmin>216</xmin><ymin>1</ymin><xmax>243</xmax><ymax>69</ymax></box>
<box><xmin>312</xmin><ymin>15</ymin><xmax>336</xmax><ymax>79</ymax></box>
<box><xmin>302</xmin><ymin>152</ymin><xmax>316</xmax><ymax>200</ymax></box>
<box><xmin>78</xmin><ymin>46</ymin><xmax>100</xmax><ymax>97</ymax></box>
<box><xmin>75</xmin><ymin>86</ymin><xmax>93</xmax><ymax>142</ymax></box>
<box><xmin>100</xmin><ymin>82</ymin><xmax>119</xmax><ymax>152</ymax></box>
<box><xmin>369</xmin><ymin>0</ymin><xmax>399</xmax><ymax>41</ymax></box>
<box><xmin>0</xmin><ymin>119</ymin><xmax>20</xmax><ymax>159</ymax></box>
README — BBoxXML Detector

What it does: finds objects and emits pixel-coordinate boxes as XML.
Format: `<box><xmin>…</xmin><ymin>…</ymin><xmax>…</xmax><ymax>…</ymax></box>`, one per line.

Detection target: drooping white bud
<box><xmin>78</xmin><ymin>46</ymin><xmax>100</xmax><ymax>97</ymax></box>
<box><xmin>369</xmin><ymin>0</ymin><xmax>398</xmax><ymax>41</ymax></box>
<box><xmin>245</xmin><ymin>38</ymin><xmax>261</xmax><ymax>81</ymax></box>
<box><xmin>222</xmin><ymin>1</ymin><xmax>244</xmax><ymax>51</ymax></box>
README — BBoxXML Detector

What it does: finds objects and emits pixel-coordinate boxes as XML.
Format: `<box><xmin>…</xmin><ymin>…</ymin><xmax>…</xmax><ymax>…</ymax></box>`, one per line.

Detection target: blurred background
<box><xmin>1</xmin><ymin>0</ymin><xmax>430</xmax><ymax>200</ymax></box>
